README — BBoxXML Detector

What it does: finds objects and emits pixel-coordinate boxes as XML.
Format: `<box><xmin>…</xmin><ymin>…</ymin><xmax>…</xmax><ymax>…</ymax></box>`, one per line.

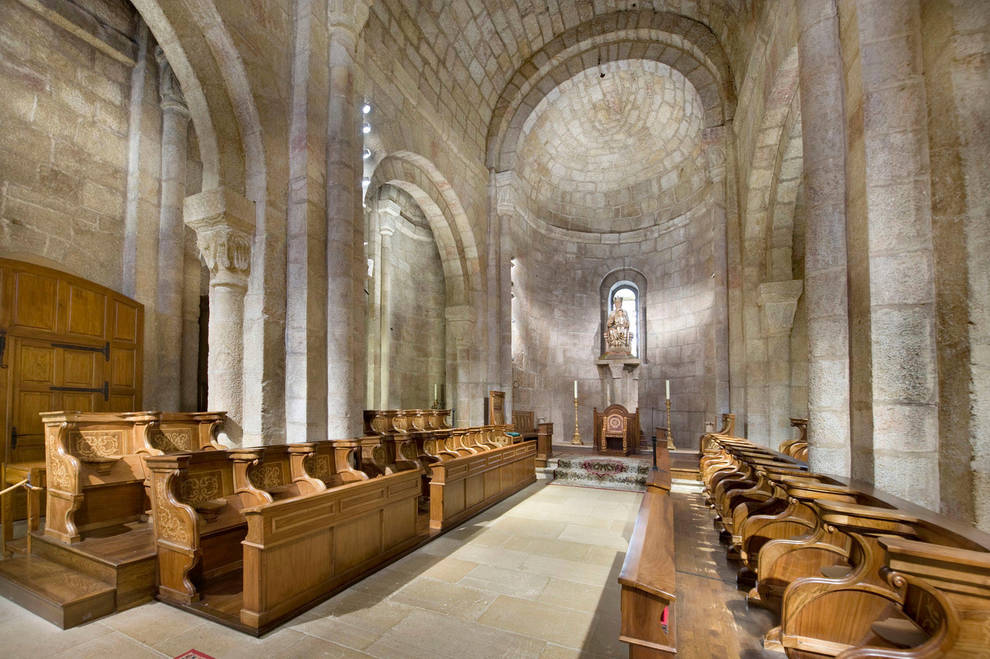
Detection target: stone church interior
<box><xmin>0</xmin><ymin>0</ymin><xmax>988</xmax><ymax>657</ymax></box>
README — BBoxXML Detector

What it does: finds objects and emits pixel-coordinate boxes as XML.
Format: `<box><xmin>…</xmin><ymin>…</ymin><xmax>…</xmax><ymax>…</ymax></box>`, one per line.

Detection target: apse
<box><xmin>508</xmin><ymin>58</ymin><xmax>725</xmax><ymax>449</ymax></box>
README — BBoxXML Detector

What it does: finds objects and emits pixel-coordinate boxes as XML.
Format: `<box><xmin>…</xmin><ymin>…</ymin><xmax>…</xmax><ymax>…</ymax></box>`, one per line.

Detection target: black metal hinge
<box><xmin>51</xmin><ymin>341</ymin><xmax>110</xmax><ymax>361</ymax></box>
<box><xmin>50</xmin><ymin>381</ymin><xmax>110</xmax><ymax>401</ymax></box>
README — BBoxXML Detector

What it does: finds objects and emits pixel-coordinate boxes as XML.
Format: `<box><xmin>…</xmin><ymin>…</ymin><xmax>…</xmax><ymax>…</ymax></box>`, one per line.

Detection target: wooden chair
<box><xmin>593</xmin><ymin>404</ymin><xmax>639</xmax><ymax>456</ymax></box>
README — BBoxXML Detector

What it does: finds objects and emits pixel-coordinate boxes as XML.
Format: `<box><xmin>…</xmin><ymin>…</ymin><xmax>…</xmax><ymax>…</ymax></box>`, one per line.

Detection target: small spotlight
<box><xmin>361</xmin><ymin>176</ymin><xmax>371</xmax><ymax>187</ymax></box>
<box><xmin>362</xmin><ymin>103</ymin><xmax>371</xmax><ymax>114</ymax></box>
<box><xmin>362</xmin><ymin>123</ymin><xmax>371</xmax><ymax>134</ymax></box>
<box><xmin>363</xmin><ymin>147</ymin><xmax>372</xmax><ymax>159</ymax></box>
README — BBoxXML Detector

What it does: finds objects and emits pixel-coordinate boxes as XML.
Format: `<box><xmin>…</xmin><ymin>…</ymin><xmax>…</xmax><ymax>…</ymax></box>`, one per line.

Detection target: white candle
<box><xmin>434</xmin><ymin>383</ymin><xmax>438</xmax><ymax>400</ymax></box>
<box><xmin>573</xmin><ymin>379</ymin><xmax>578</xmax><ymax>399</ymax></box>
<box><xmin>665</xmin><ymin>379</ymin><xmax>670</xmax><ymax>400</ymax></box>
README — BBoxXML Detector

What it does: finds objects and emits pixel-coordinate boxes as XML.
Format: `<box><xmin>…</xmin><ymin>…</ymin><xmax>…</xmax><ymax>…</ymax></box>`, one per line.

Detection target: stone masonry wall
<box><xmin>0</xmin><ymin>0</ymin><xmax>138</xmax><ymax>290</ymax></box>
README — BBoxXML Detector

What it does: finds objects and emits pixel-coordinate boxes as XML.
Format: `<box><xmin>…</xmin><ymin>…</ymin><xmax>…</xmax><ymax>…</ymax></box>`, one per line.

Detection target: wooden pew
<box><xmin>619</xmin><ymin>447</ymin><xmax>676</xmax><ymax>657</ymax></box>
<box><xmin>778</xmin><ymin>418</ymin><xmax>808</xmax><ymax>461</ymax></box>
<box><xmin>702</xmin><ymin>432</ymin><xmax>990</xmax><ymax>658</ymax></box>
<box><xmin>429</xmin><ymin>440</ymin><xmax>536</xmax><ymax>531</ymax></box>
<box><xmin>147</xmin><ymin>448</ymin><xmax>423</xmax><ymax>634</ymax></box>
<box><xmin>239</xmin><ymin>469</ymin><xmax>421</xmax><ymax>632</ymax></box>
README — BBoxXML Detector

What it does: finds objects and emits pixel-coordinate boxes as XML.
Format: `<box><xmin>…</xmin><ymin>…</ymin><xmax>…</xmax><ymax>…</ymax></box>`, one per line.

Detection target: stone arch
<box><xmin>130</xmin><ymin>0</ymin><xmax>265</xmax><ymax>196</ymax></box>
<box><xmin>486</xmin><ymin>10</ymin><xmax>735</xmax><ymax>171</ymax></box>
<box><xmin>366</xmin><ymin>152</ymin><xmax>480</xmax><ymax>307</ymax></box>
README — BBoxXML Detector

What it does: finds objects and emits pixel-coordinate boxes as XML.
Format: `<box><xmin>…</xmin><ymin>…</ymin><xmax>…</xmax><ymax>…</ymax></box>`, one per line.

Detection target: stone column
<box><xmin>841</xmin><ymin>0</ymin><xmax>939</xmax><ymax>508</ymax></box>
<box><xmin>184</xmin><ymin>188</ymin><xmax>255</xmax><ymax>444</ymax></box>
<box><xmin>758</xmin><ymin>280</ymin><xmax>803</xmax><ymax>449</ymax></box>
<box><xmin>154</xmin><ymin>47</ymin><xmax>190</xmax><ymax>412</ymax></box>
<box><xmin>494</xmin><ymin>171</ymin><xmax>515</xmax><ymax>416</ymax></box>
<box><xmin>326</xmin><ymin>0</ymin><xmax>371</xmax><ymax>438</ymax></box>
<box><xmin>377</xmin><ymin>201</ymin><xmax>400</xmax><ymax>408</ymax></box>
<box><xmin>797</xmin><ymin>0</ymin><xmax>852</xmax><ymax>476</ymax></box>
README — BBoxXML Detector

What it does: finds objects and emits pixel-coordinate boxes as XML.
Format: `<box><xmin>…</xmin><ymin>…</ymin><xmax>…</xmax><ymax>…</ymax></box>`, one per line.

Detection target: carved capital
<box><xmin>184</xmin><ymin>188</ymin><xmax>255</xmax><ymax>288</ymax></box>
<box><xmin>494</xmin><ymin>170</ymin><xmax>517</xmax><ymax>216</ymax></box>
<box><xmin>758</xmin><ymin>279</ymin><xmax>804</xmax><ymax>336</ymax></box>
<box><xmin>154</xmin><ymin>46</ymin><xmax>189</xmax><ymax>118</ymax></box>
<box><xmin>329</xmin><ymin>0</ymin><xmax>372</xmax><ymax>36</ymax></box>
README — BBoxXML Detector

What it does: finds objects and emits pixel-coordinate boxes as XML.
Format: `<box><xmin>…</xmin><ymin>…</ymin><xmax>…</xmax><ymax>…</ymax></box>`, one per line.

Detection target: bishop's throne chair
<box><xmin>593</xmin><ymin>404</ymin><xmax>639</xmax><ymax>456</ymax></box>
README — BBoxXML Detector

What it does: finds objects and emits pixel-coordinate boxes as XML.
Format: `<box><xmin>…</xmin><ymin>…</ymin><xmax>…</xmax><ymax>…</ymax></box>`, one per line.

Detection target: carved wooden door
<box><xmin>0</xmin><ymin>259</ymin><xmax>143</xmax><ymax>466</ymax></box>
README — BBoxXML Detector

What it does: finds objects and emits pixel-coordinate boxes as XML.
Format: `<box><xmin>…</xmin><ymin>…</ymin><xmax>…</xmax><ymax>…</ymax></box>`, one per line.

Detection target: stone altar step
<box><xmin>551</xmin><ymin>455</ymin><xmax>651</xmax><ymax>492</ymax></box>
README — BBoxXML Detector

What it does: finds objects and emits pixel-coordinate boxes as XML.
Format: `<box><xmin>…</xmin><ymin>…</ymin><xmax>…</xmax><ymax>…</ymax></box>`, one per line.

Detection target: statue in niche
<box><xmin>604</xmin><ymin>295</ymin><xmax>633</xmax><ymax>357</ymax></box>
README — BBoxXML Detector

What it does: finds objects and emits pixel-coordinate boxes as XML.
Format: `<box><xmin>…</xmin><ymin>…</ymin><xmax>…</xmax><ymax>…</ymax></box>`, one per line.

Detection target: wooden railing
<box><xmin>0</xmin><ymin>462</ymin><xmax>43</xmax><ymax>556</ymax></box>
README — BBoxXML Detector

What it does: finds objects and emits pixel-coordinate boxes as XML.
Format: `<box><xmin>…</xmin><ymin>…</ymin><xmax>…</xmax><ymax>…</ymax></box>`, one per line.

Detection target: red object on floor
<box><xmin>174</xmin><ymin>651</ymin><xmax>216</xmax><ymax>659</ymax></box>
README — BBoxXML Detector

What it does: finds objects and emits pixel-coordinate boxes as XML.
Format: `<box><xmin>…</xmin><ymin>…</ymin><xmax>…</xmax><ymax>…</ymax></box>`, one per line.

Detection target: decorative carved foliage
<box><xmin>179</xmin><ymin>470</ymin><xmax>222</xmax><ymax>505</ymax></box>
<box><xmin>154</xmin><ymin>477</ymin><xmax>191</xmax><ymax>545</ymax></box>
<box><xmin>159</xmin><ymin>429</ymin><xmax>194</xmax><ymax>452</ymax></box>
<box><xmin>197</xmin><ymin>226</ymin><xmax>251</xmax><ymax>279</ymax></box>
<box><xmin>249</xmin><ymin>462</ymin><xmax>285</xmax><ymax>490</ymax></box>
<box><xmin>46</xmin><ymin>432</ymin><xmax>71</xmax><ymax>491</ymax></box>
<box><xmin>74</xmin><ymin>430</ymin><xmax>122</xmax><ymax>459</ymax></box>
<box><xmin>305</xmin><ymin>455</ymin><xmax>333</xmax><ymax>482</ymax></box>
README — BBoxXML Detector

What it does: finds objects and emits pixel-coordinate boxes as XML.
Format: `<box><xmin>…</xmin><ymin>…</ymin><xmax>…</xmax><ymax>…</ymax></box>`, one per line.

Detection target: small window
<box><xmin>609</xmin><ymin>283</ymin><xmax>638</xmax><ymax>357</ymax></box>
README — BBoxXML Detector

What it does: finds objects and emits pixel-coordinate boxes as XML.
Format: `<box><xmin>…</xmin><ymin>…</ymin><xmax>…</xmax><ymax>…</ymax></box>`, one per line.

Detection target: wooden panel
<box><xmin>465</xmin><ymin>473</ymin><xmax>484</xmax><ymax>509</ymax></box>
<box><xmin>110</xmin><ymin>348</ymin><xmax>135</xmax><ymax>387</ymax></box>
<box><xmin>112</xmin><ymin>301</ymin><xmax>138</xmax><ymax>342</ymax></box>
<box><xmin>61</xmin><ymin>349</ymin><xmax>99</xmax><ymax>388</ymax></box>
<box><xmin>333</xmin><ymin>514</ymin><xmax>382</xmax><ymax>574</ymax></box>
<box><xmin>18</xmin><ymin>344</ymin><xmax>54</xmax><ymax>383</ymax></box>
<box><xmin>15</xmin><ymin>391</ymin><xmax>54</xmax><ymax>438</ymax></box>
<box><xmin>62</xmin><ymin>392</ymin><xmax>98</xmax><ymax>411</ymax></box>
<box><xmin>11</xmin><ymin>271</ymin><xmax>58</xmax><ymax>332</ymax></box>
<box><xmin>108</xmin><ymin>394</ymin><xmax>135</xmax><ymax>412</ymax></box>
<box><xmin>65</xmin><ymin>285</ymin><xmax>106</xmax><ymax>338</ymax></box>
<box><xmin>383</xmin><ymin>498</ymin><xmax>416</xmax><ymax>550</ymax></box>
<box><xmin>262</xmin><ymin>531</ymin><xmax>333</xmax><ymax>606</ymax></box>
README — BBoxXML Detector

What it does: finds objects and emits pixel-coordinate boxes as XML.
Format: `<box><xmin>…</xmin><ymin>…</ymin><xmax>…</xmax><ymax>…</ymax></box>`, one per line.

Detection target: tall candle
<box><xmin>574</xmin><ymin>379</ymin><xmax>578</xmax><ymax>399</ymax></box>
<box><xmin>665</xmin><ymin>379</ymin><xmax>670</xmax><ymax>400</ymax></box>
<box><xmin>434</xmin><ymin>383</ymin><xmax>438</xmax><ymax>400</ymax></box>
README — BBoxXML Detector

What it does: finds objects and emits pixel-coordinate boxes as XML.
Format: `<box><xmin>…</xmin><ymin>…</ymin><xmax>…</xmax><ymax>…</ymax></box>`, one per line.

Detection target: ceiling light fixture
<box><xmin>362</xmin><ymin>102</ymin><xmax>371</xmax><ymax>114</ymax></box>
<box><xmin>362</xmin><ymin>123</ymin><xmax>371</xmax><ymax>134</ymax></box>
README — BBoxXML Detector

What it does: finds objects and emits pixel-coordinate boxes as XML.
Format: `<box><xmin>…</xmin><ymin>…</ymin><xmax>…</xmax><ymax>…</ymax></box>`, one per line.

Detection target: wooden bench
<box><xmin>619</xmin><ymin>446</ymin><xmax>676</xmax><ymax>657</ymax></box>
<box><xmin>429</xmin><ymin>440</ymin><xmax>536</xmax><ymax>531</ymax></box>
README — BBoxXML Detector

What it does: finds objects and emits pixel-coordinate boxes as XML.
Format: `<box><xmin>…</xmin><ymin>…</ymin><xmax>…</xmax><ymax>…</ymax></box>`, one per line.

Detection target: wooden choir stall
<box><xmin>701</xmin><ymin>424</ymin><xmax>990</xmax><ymax>658</ymax></box>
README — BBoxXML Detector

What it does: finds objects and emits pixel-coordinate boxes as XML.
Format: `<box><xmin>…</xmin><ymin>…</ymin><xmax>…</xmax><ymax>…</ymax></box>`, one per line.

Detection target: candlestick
<box><xmin>665</xmin><ymin>397</ymin><xmax>676</xmax><ymax>450</ymax></box>
<box><xmin>571</xmin><ymin>395</ymin><xmax>583</xmax><ymax>445</ymax></box>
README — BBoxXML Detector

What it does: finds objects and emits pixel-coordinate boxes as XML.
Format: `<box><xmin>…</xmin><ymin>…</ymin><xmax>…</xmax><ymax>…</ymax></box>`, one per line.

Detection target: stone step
<box><xmin>0</xmin><ymin>554</ymin><xmax>116</xmax><ymax>628</ymax></box>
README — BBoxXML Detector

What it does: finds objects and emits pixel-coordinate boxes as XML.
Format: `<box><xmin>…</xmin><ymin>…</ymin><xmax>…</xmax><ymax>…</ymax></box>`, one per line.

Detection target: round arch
<box><xmin>366</xmin><ymin>152</ymin><xmax>480</xmax><ymax>307</ymax></box>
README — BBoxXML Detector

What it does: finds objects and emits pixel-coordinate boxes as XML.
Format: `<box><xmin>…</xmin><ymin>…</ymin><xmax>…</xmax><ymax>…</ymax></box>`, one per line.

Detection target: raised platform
<box><xmin>0</xmin><ymin>522</ymin><xmax>156</xmax><ymax>628</ymax></box>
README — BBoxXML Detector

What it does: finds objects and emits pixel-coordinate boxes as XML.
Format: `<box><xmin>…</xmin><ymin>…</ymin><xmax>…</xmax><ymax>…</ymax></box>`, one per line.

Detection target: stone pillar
<box><xmin>154</xmin><ymin>48</ymin><xmax>190</xmax><ymax>412</ymax></box>
<box><xmin>445</xmin><ymin>305</ymin><xmax>475</xmax><ymax>426</ymax></box>
<box><xmin>703</xmin><ymin>127</ymin><xmax>732</xmax><ymax>419</ymax></box>
<box><xmin>326</xmin><ymin>0</ymin><xmax>371</xmax><ymax>438</ymax></box>
<box><xmin>285</xmin><ymin>0</ymin><xmax>329</xmax><ymax>443</ymax></box>
<box><xmin>494</xmin><ymin>171</ymin><xmax>515</xmax><ymax>416</ymax></box>
<box><xmin>797</xmin><ymin>0</ymin><xmax>852</xmax><ymax>476</ymax></box>
<box><xmin>758</xmin><ymin>280</ymin><xmax>803</xmax><ymax>449</ymax></box>
<box><xmin>840</xmin><ymin>0</ymin><xmax>939</xmax><ymax>508</ymax></box>
<box><xmin>184</xmin><ymin>188</ymin><xmax>255</xmax><ymax>444</ymax></box>
<box><xmin>377</xmin><ymin>201</ymin><xmax>400</xmax><ymax>408</ymax></box>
